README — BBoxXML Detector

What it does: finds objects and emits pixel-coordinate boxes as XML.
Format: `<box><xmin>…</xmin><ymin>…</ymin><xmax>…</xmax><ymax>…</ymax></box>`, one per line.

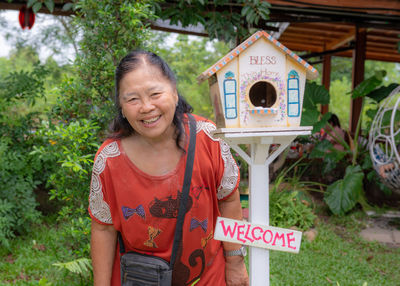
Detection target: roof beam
<box><xmin>326</xmin><ymin>27</ymin><xmax>355</xmax><ymax>50</ymax></box>
<box><xmin>150</xmin><ymin>19</ymin><xmax>208</xmax><ymax>37</ymax></box>
<box><xmin>301</xmin><ymin>45</ymin><xmax>355</xmax><ymax>59</ymax></box>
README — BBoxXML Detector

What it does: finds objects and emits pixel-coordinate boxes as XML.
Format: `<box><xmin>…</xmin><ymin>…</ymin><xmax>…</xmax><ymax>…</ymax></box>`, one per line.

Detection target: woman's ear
<box><xmin>174</xmin><ymin>91</ymin><xmax>179</xmax><ymax>107</ymax></box>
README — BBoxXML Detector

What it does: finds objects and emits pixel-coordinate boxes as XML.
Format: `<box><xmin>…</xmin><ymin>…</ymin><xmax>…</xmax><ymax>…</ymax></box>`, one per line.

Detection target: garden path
<box><xmin>360</xmin><ymin>211</ymin><xmax>400</xmax><ymax>247</ymax></box>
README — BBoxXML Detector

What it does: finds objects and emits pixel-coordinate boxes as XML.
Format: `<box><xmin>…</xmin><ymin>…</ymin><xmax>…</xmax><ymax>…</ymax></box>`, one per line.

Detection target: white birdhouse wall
<box><xmin>214</xmin><ymin>38</ymin><xmax>306</xmax><ymax>128</ymax></box>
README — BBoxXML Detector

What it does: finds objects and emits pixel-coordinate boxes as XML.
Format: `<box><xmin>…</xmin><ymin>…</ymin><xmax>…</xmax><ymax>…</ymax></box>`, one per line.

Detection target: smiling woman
<box><xmin>88</xmin><ymin>50</ymin><xmax>249</xmax><ymax>286</ymax></box>
<box><xmin>118</xmin><ymin>63</ymin><xmax>179</xmax><ymax>146</ymax></box>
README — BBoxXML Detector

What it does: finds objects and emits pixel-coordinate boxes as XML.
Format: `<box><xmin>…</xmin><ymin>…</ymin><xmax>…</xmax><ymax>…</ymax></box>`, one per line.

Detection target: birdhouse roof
<box><xmin>198</xmin><ymin>30</ymin><xmax>319</xmax><ymax>82</ymax></box>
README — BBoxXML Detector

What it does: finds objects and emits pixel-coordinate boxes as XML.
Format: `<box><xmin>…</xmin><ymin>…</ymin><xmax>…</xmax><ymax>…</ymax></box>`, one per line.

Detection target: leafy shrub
<box><xmin>301</xmin><ymin>73</ymin><xmax>399</xmax><ymax>215</ymax></box>
<box><xmin>53</xmin><ymin>257</ymin><xmax>93</xmax><ymax>283</ymax></box>
<box><xmin>30</xmin><ymin>119</ymin><xmax>100</xmax><ymax>258</ymax></box>
<box><xmin>60</xmin><ymin>216</ymin><xmax>92</xmax><ymax>257</ymax></box>
<box><xmin>32</xmin><ymin>120</ymin><xmax>100</xmax><ymax>217</ymax></box>
<box><xmin>270</xmin><ymin>189</ymin><xmax>316</xmax><ymax>231</ymax></box>
<box><xmin>270</xmin><ymin>163</ymin><xmax>319</xmax><ymax>231</ymax></box>
<box><xmin>0</xmin><ymin>199</ymin><xmax>18</xmax><ymax>247</ymax></box>
<box><xmin>0</xmin><ymin>141</ymin><xmax>41</xmax><ymax>247</ymax></box>
<box><xmin>0</xmin><ymin>63</ymin><xmax>48</xmax><ymax>247</ymax></box>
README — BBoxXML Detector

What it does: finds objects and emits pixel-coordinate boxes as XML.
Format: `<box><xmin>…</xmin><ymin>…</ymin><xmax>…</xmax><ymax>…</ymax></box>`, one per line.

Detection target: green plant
<box><xmin>0</xmin><ymin>143</ymin><xmax>41</xmax><ymax>247</ymax></box>
<box><xmin>53</xmin><ymin>258</ymin><xmax>92</xmax><ymax>282</ymax></box>
<box><xmin>0</xmin><ymin>220</ymin><xmax>91</xmax><ymax>285</ymax></box>
<box><xmin>38</xmin><ymin>277</ymin><xmax>53</xmax><ymax>286</ymax></box>
<box><xmin>27</xmin><ymin>119</ymin><xmax>97</xmax><ymax>258</ymax></box>
<box><xmin>302</xmin><ymin>71</ymin><xmax>399</xmax><ymax>215</ymax></box>
<box><xmin>156</xmin><ymin>0</ymin><xmax>271</xmax><ymax>43</ymax></box>
<box><xmin>269</xmin><ymin>161</ymin><xmax>321</xmax><ymax>231</ymax></box>
<box><xmin>157</xmin><ymin>34</ymin><xmax>230</xmax><ymax>119</ymax></box>
<box><xmin>32</xmin><ymin>120</ymin><xmax>100</xmax><ymax>217</ymax></box>
<box><xmin>0</xmin><ymin>62</ymin><xmax>50</xmax><ymax>247</ymax></box>
<box><xmin>324</xmin><ymin>165</ymin><xmax>364</xmax><ymax>215</ymax></box>
<box><xmin>60</xmin><ymin>216</ymin><xmax>92</xmax><ymax>257</ymax></box>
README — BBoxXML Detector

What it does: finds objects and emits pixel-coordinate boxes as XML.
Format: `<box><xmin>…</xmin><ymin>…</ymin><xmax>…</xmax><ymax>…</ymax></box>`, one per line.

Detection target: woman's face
<box><xmin>119</xmin><ymin>63</ymin><xmax>178</xmax><ymax>142</ymax></box>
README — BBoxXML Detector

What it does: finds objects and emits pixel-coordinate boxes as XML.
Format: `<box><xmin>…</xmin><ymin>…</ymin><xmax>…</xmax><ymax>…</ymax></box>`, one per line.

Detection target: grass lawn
<box><xmin>1</xmin><ymin>212</ymin><xmax>399</xmax><ymax>285</ymax></box>
<box><xmin>0</xmin><ymin>217</ymin><xmax>87</xmax><ymax>286</ymax></box>
<box><xmin>269</xmin><ymin>221</ymin><xmax>399</xmax><ymax>285</ymax></box>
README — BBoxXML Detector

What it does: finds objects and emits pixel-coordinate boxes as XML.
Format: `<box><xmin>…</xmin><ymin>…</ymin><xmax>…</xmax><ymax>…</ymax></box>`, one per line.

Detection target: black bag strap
<box><xmin>170</xmin><ymin>113</ymin><xmax>196</xmax><ymax>267</ymax></box>
<box><xmin>118</xmin><ymin>114</ymin><xmax>197</xmax><ymax>268</ymax></box>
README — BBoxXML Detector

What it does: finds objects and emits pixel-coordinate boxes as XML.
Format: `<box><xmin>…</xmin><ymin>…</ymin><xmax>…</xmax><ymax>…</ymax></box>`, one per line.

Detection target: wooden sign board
<box><xmin>214</xmin><ymin>217</ymin><xmax>302</xmax><ymax>253</ymax></box>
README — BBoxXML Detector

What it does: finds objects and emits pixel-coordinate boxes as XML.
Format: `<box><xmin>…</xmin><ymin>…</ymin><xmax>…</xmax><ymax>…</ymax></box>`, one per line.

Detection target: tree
<box><xmin>157</xmin><ymin>34</ymin><xmax>229</xmax><ymax>118</ymax></box>
<box><xmin>52</xmin><ymin>0</ymin><xmax>157</xmax><ymax>128</ymax></box>
<box><xmin>155</xmin><ymin>0</ymin><xmax>271</xmax><ymax>45</ymax></box>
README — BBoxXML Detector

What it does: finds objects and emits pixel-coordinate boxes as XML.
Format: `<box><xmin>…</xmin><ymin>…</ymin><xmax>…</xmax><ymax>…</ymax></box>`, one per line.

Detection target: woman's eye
<box><xmin>151</xmin><ymin>93</ymin><xmax>161</xmax><ymax>97</ymax></box>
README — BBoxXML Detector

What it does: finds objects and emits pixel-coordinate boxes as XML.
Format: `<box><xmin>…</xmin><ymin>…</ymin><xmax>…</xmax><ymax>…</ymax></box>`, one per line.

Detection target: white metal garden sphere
<box><xmin>369</xmin><ymin>85</ymin><xmax>400</xmax><ymax>192</ymax></box>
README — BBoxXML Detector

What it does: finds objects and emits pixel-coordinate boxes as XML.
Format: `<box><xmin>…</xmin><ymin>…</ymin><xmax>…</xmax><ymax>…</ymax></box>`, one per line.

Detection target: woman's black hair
<box><xmin>328</xmin><ymin>113</ymin><xmax>341</xmax><ymax>128</ymax></box>
<box><xmin>109</xmin><ymin>50</ymin><xmax>193</xmax><ymax>150</ymax></box>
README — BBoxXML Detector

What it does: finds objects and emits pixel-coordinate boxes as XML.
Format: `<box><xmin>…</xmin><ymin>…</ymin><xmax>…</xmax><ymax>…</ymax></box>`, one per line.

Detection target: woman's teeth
<box><xmin>143</xmin><ymin>116</ymin><xmax>160</xmax><ymax>124</ymax></box>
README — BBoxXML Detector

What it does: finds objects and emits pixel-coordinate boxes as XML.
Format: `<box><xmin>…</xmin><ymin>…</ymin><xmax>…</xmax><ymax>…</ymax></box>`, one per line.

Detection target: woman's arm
<box><xmin>91</xmin><ymin>220</ymin><xmax>117</xmax><ymax>286</ymax></box>
<box><xmin>218</xmin><ymin>189</ymin><xmax>249</xmax><ymax>286</ymax></box>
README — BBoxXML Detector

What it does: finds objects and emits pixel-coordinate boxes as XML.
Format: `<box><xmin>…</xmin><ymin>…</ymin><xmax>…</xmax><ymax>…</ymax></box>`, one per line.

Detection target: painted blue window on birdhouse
<box><xmin>223</xmin><ymin>71</ymin><xmax>237</xmax><ymax>119</ymax></box>
<box><xmin>287</xmin><ymin>70</ymin><xmax>300</xmax><ymax>117</ymax></box>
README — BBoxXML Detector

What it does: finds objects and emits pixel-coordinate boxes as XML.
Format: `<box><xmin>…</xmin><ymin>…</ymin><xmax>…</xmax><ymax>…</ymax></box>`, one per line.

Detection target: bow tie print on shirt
<box><xmin>190</xmin><ymin>218</ymin><xmax>208</xmax><ymax>232</ymax></box>
<box><xmin>122</xmin><ymin>205</ymin><xmax>145</xmax><ymax>220</ymax></box>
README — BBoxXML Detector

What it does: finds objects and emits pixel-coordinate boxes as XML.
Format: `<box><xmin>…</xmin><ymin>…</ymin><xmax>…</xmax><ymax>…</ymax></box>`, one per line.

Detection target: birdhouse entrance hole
<box><xmin>249</xmin><ymin>81</ymin><xmax>277</xmax><ymax>108</ymax></box>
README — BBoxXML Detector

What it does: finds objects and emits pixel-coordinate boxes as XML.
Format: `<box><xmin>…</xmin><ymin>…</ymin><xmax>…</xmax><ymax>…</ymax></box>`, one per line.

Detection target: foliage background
<box><xmin>0</xmin><ymin>0</ymin><xmax>400</xmax><ymax>284</ymax></box>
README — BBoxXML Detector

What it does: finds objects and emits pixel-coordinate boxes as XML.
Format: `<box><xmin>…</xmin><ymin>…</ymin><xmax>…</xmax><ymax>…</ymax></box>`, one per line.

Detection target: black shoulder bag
<box><xmin>118</xmin><ymin>114</ymin><xmax>197</xmax><ymax>286</ymax></box>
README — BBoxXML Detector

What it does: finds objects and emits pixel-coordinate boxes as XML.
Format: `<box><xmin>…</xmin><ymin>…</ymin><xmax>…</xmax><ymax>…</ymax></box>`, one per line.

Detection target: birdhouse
<box><xmin>198</xmin><ymin>30</ymin><xmax>318</xmax><ymax>129</ymax></box>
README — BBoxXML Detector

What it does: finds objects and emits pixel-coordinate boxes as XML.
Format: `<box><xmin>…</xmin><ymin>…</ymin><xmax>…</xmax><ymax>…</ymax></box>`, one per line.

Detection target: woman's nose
<box><xmin>140</xmin><ymin>98</ymin><xmax>155</xmax><ymax>112</ymax></box>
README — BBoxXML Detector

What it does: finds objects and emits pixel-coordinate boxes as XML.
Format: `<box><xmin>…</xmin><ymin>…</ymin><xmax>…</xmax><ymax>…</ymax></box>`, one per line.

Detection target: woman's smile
<box><xmin>119</xmin><ymin>63</ymin><xmax>178</xmax><ymax>143</ymax></box>
<box><xmin>141</xmin><ymin>115</ymin><xmax>161</xmax><ymax>125</ymax></box>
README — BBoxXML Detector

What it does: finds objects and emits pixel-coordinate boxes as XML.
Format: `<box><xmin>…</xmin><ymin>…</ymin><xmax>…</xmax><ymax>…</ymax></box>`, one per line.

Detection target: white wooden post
<box><xmin>249</xmin><ymin>143</ymin><xmax>271</xmax><ymax>285</ymax></box>
<box><xmin>213</xmin><ymin>127</ymin><xmax>312</xmax><ymax>286</ymax></box>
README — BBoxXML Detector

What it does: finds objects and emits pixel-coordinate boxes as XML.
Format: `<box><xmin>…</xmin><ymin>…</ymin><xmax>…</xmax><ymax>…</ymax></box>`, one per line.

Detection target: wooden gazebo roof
<box><xmin>266</xmin><ymin>0</ymin><xmax>400</xmax><ymax>63</ymax></box>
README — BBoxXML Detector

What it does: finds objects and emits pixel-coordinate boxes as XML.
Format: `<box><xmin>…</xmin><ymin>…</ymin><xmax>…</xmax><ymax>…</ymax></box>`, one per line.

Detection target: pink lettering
<box><xmin>248</xmin><ymin>55</ymin><xmax>277</xmax><ymax>65</ymax></box>
<box><xmin>244</xmin><ymin>224</ymin><xmax>254</xmax><ymax>242</ymax></box>
<box><xmin>219</xmin><ymin>220</ymin><xmax>237</xmax><ymax>238</ymax></box>
<box><xmin>263</xmin><ymin>230</ymin><xmax>273</xmax><ymax>244</ymax></box>
<box><xmin>287</xmin><ymin>232</ymin><xmax>296</xmax><ymax>250</ymax></box>
<box><xmin>272</xmin><ymin>232</ymin><xmax>286</xmax><ymax>247</ymax></box>
<box><xmin>252</xmin><ymin>227</ymin><xmax>263</xmax><ymax>241</ymax></box>
<box><xmin>237</xmin><ymin>224</ymin><xmax>246</xmax><ymax>243</ymax></box>
<box><xmin>249</xmin><ymin>56</ymin><xmax>258</xmax><ymax>65</ymax></box>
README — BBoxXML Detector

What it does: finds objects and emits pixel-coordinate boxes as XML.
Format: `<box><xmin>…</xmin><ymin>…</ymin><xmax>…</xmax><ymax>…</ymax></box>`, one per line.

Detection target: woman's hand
<box><xmin>225</xmin><ymin>256</ymin><xmax>249</xmax><ymax>286</ymax></box>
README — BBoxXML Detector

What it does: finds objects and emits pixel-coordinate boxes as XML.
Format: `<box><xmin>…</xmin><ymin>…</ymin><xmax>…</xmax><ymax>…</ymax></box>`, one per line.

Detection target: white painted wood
<box><xmin>215</xmin><ymin>126</ymin><xmax>313</xmax><ymax>133</ymax></box>
<box><xmin>214</xmin><ymin>217</ymin><xmax>302</xmax><ymax>253</ymax></box>
<box><xmin>249</xmin><ymin>159</ymin><xmax>270</xmax><ymax>285</ymax></box>
<box><xmin>230</xmin><ymin>143</ymin><xmax>252</xmax><ymax>165</ymax></box>
<box><xmin>265</xmin><ymin>137</ymin><xmax>294</xmax><ymax>166</ymax></box>
<box><xmin>213</xmin><ymin>128</ymin><xmax>311</xmax><ymax>286</ymax></box>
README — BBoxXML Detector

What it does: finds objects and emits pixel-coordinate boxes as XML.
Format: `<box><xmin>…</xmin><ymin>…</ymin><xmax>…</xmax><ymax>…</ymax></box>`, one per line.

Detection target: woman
<box><xmin>321</xmin><ymin>113</ymin><xmax>346</xmax><ymax>152</ymax></box>
<box><xmin>89</xmin><ymin>50</ymin><xmax>249</xmax><ymax>286</ymax></box>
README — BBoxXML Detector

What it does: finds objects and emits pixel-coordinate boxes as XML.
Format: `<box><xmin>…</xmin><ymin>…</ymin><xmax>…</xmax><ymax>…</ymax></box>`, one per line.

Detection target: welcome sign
<box><xmin>214</xmin><ymin>217</ymin><xmax>302</xmax><ymax>253</ymax></box>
